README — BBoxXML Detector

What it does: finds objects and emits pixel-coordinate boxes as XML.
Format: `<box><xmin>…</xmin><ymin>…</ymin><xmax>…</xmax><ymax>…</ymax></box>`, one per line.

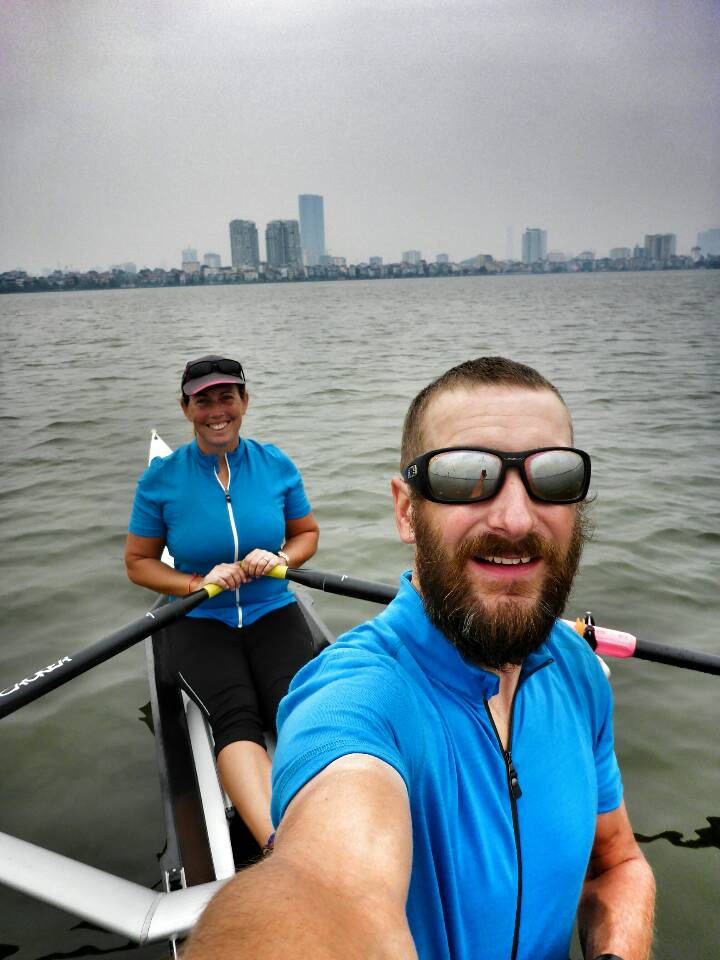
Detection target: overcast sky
<box><xmin>2</xmin><ymin>0</ymin><xmax>718</xmax><ymax>273</ymax></box>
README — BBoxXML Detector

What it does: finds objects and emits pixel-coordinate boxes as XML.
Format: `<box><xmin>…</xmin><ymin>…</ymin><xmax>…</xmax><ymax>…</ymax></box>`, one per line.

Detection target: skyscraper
<box><xmin>182</xmin><ymin>246</ymin><xmax>198</xmax><ymax>263</ymax></box>
<box><xmin>203</xmin><ymin>252</ymin><xmax>222</xmax><ymax>268</ymax></box>
<box><xmin>298</xmin><ymin>195</ymin><xmax>325</xmax><ymax>266</ymax></box>
<box><xmin>697</xmin><ymin>228</ymin><xmax>720</xmax><ymax>255</ymax></box>
<box><xmin>402</xmin><ymin>250</ymin><xmax>422</xmax><ymax>265</ymax></box>
<box><xmin>644</xmin><ymin>234</ymin><xmax>676</xmax><ymax>261</ymax></box>
<box><xmin>522</xmin><ymin>229</ymin><xmax>547</xmax><ymax>264</ymax></box>
<box><xmin>229</xmin><ymin>220</ymin><xmax>260</xmax><ymax>270</ymax></box>
<box><xmin>265</xmin><ymin>220</ymin><xmax>303</xmax><ymax>269</ymax></box>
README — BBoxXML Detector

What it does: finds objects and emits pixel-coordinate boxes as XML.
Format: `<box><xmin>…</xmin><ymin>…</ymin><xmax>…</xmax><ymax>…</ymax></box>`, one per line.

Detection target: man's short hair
<box><xmin>400</xmin><ymin>356</ymin><xmax>569</xmax><ymax>470</ymax></box>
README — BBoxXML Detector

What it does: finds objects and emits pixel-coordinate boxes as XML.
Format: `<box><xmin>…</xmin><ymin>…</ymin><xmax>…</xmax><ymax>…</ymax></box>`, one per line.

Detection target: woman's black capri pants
<box><xmin>167</xmin><ymin>601</ymin><xmax>316</xmax><ymax>756</ymax></box>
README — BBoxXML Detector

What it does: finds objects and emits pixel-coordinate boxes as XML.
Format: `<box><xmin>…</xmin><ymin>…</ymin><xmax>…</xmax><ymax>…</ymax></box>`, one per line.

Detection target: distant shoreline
<box><xmin>2</xmin><ymin>262</ymin><xmax>717</xmax><ymax>295</ymax></box>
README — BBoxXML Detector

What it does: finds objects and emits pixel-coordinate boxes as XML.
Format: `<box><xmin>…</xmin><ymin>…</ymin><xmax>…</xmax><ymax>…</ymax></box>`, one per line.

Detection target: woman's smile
<box><xmin>184</xmin><ymin>384</ymin><xmax>249</xmax><ymax>454</ymax></box>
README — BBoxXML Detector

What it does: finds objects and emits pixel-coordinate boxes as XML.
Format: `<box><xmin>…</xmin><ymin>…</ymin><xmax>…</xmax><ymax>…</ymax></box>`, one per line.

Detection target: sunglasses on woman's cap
<box><xmin>403</xmin><ymin>446</ymin><xmax>591</xmax><ymax>505</ymax></box>
<box><xmin>181</xmin><ymin>356</ymin><xmax>246</xmax><ymax>396</ymax></box>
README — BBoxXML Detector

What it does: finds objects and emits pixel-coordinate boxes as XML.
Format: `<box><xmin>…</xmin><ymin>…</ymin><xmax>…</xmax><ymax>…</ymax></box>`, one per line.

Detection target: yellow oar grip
<box><xmin>267</xmin><ymin>564</ymin><xmax>289</xmax><ymax>579</ymax></box>
<box><xmin>203</xmin><ymin>583</ymin><xmax>224</xmax><ymax>599</ymax></box>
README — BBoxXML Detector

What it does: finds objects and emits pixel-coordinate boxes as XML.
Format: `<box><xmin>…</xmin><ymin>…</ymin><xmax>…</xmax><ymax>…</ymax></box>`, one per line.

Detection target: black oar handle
<box><xmin>272</xmin><ymin>566</ymin><xmax>718</xmax><ymax>677</ymax></box>
<box><xmin>0</xmin><ymin>586</ymin><xmax>219</xmax><ymax>720</ymax></box>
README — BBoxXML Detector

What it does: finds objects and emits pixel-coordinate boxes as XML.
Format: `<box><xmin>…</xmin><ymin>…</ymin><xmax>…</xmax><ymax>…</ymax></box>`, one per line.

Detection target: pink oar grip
<box><xmin>593</xmin><ymin>626</ymin><xmax>637</xmax><ymax>658</ymax></box>
<box><xmin>562</xmin><ymin>620</ymin><xmax>637</xmax><ymax>658</ymax></box>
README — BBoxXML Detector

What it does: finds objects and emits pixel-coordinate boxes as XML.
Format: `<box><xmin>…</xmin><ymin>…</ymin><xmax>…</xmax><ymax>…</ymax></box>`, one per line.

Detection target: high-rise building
<box><xmin>182</xmin><ymin>247</ymin><xmax>198</xmax><ymax>263</ymax></box>
<box><xmin>436</xmin><ymin>253</ymin><xmax>450</xmax><ymax>264</ymax></box>
<box><xmin>265</xmin><ymin>220</ymin><xmax>303</xmax><ymax>269</ymax></box>
<box><xmin>402</xmin><ymin>250</ymin><xmax>422</xmax><ymax>265</ymax></box>
<box><xmin>697</xmin><ymin>228</ymin><xmax>720</xmax><ymax>256</ymax></box>
<box><xmin>298</xmin><ymin>195</ymin><xmax>325</xmax><ymax>266</ymax></box>
<box><xmin>369</xmin><ymin>256</ymin><xmax>383</xmax><ymax>267</ymax></box>
<box><xmin>229</xmin><ymin>220</ymin><xmax>260</xmax><ymax>270</ymax></box>
<box><xmin>644</xmin><ymin>234</ymin><xmax>676</xmax><ymax>261</ymax></box>
<box><xmin>522</xmin><ymin>229</ymin><xmax>547</xmax><ymax>264</ymax></box>
<box><xmin>204</xmin><ymin>252</ymin><xmax>222</xmax><ymax>268</ymax></box>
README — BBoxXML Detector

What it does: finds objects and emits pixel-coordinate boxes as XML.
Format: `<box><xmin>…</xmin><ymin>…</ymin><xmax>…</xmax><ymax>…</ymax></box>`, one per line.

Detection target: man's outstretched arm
<box><xmin>183</xmin><ymin>754</ymin><xmax>418</xmax><ymax>959</ymax></box>
<box><xmin>578</xmin><ymin>800</ymin><xmax>655</xmax><ymax>960</ymax></box>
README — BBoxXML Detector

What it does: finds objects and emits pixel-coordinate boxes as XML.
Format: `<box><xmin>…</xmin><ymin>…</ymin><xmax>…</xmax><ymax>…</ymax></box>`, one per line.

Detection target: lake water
<box><xmin>0</xmin><ymin>271</ymin><xmax>718</xmax><ymax>958</ymax></box>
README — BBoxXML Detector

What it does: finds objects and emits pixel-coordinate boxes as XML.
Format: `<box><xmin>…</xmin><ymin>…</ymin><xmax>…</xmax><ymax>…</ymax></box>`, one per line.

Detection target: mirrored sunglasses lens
<box><xmin>427</xmin><ymin>450</ymin><xmax>502</xmax><ymax>501</ymax></box>
<box><xmin>526</xmin><ymin>450</ymin><xmax>586</xmax><ymax>501</ymax></box>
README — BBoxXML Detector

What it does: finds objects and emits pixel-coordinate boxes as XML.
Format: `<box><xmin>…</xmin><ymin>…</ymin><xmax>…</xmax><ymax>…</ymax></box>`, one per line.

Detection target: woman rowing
<box><xmin>125</xmin><ymin>355</ymin><xmax>319</xmax><ymax>852</ymax></box>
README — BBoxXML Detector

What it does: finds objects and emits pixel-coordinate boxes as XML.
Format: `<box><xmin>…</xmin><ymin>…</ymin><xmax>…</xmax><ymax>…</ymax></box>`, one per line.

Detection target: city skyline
<box><xmin>2</xmin><ymin>1</ymin><xmax>718</xmax><ymax>275</ymax></box>
<box><xmin>7</xmin><ymin>223</ymin><xmax>717</xmax><ymax>294</ymax></box>
<box><xmin>7</xmin><ymin>212</ymin><xmax>718</xmax><ymax>279</ymax></box>
<box><xmin>14</xmin><ymin>212</ymin><xmax>719</xmax><ymax>279</ymax></box>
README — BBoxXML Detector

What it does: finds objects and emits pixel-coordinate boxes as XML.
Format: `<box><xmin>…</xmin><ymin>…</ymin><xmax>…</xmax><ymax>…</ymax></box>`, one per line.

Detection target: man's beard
<box><xmin>412</xmin><ymin>504</ymin><xmax>590</xmax><ymax>671</ymax></box>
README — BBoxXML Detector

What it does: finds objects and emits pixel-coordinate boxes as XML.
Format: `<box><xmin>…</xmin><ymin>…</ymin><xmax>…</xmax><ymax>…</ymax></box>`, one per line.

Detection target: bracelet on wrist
<box><xmin>186</xmin><ymin>573</ymin><xmax>201</xmax><ymax>594</ymax></box>
<box><xmin>277</xmin><ymin>550</ymin><xmax>290</xmax><ymax>566</ymax></box>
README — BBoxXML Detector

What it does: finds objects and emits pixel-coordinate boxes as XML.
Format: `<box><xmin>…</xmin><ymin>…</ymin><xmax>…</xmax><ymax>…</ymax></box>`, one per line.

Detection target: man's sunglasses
<box><xmin>403</xmin><ymin>446</ymin><xmax>591</xmax><ymax>505</ymax></box>
<box><xmin>182</xmin><ymin>358</ymin><xmax>245</xmax><ymax>385</ymax></box>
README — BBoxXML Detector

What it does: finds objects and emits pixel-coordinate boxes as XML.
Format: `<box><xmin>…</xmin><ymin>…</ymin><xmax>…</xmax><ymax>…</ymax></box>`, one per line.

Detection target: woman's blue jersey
<box><xmin>129</xmin><ymin>437</ymin><xmax>312</xmax><ymax>627</ymax></box>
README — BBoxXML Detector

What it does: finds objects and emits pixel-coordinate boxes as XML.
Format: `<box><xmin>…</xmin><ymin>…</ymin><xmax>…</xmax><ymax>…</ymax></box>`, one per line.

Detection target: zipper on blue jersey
<box><xmin>214</xmin><ymin>455</ymin><xmax>242</xmax><ymax>627</ymax></box>
<box><xmin>484</xmin><ymin>656</ymin><xmax>552</xmax><ymax>960</ymax></box>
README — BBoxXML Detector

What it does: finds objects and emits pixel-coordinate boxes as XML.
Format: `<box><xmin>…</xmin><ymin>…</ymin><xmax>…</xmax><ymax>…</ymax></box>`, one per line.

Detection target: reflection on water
<box><xmin>636</xmin><ymin>817</ymin><xmax>720</xmax><ymax>851</ymax></box>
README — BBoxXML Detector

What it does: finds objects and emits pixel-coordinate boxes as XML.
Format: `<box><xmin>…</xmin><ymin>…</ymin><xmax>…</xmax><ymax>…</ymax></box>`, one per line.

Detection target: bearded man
<box><xmin>186</xmin><ymin>357</ymin><xmax>655</xmax><ymax>960</ymax></box>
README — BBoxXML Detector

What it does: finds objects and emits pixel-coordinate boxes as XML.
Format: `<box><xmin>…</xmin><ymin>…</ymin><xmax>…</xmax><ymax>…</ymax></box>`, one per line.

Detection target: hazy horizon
<box><xmin>2</xmin><ymin>0</ymin><xmax>718</xmax><ymax>274</ymax></box>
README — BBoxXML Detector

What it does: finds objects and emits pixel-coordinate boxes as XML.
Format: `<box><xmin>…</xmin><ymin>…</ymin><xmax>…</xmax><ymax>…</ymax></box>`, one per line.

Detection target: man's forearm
<box><xmin>182</xmin><ymin>856</ymin><xmax>417</xmax><ymax>960</ymax></box>
<box><xmin>578</xmin><ymin>855</ymin><xmax>655</xmax><ymax>960</ymax></box>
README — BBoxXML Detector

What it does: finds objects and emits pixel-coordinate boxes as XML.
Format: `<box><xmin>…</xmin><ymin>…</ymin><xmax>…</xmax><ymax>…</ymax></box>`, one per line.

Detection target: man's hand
<box><xmin>578</xmin><ymin>801</ymin><xmax>655</xmax><ymax>960</ymax></box>
<box><xmin>183</xmin><ymin>754</ymin><xmax>418</xmax><ymax>959</ymax></box>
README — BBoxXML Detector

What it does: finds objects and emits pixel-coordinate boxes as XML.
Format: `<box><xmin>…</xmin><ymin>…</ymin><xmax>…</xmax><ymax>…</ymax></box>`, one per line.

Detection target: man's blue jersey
<box><xmin>272</xmin><ymin>572</ymin><xmax>622</xmax><ymax>960</ymax></box>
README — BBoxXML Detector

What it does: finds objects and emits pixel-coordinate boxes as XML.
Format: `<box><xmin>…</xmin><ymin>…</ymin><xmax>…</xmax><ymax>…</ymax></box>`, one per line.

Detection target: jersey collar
<box><xmin>385</xmin><ymin>571</ymin><xmax>553</xmax><ymax>701</ymax></box>
<box><xmin>190</xmin><ymin>436</ymin><xmax>245</xmax><ymax>469</ymax></box>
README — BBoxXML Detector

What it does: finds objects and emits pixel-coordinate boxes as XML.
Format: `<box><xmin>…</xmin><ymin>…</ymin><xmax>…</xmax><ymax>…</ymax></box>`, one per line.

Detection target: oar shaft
<box><xmin>269</xmin><ymin>565</ymin><xmax>397</xmax><ymax>605</ymax></box>
<box><xmin>632</xmin><ymin>639</ymin><xmax>720</xmax><ymax>676</ymax></box>
<box><xmin>270</xmin><ymin>566</ymin><xmax>718</xmax><ymax>677</ymax></box>
<box><xmin>0</xmin><ymin>586</ymin><xmax>221</xmax><ymax>720</ymax></box>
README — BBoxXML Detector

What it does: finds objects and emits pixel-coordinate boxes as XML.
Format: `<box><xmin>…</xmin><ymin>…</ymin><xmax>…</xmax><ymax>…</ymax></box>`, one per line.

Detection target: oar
<box><xmin>268</xmin><ymin>565</ymin><xmax>720</xmax><ymax>676</ymax></box>
<box><xmin>267</xmin><ymin>564</ymin><xmax>397</xmax><ymax>604</ymax></box>
<box><xmin>0</xmin><ymin>584</ymin><xmax>223</xmax><ymax>720</ymax></box>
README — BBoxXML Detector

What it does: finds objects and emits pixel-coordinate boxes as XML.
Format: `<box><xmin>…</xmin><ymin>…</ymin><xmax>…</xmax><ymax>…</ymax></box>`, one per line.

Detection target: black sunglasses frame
<box><xmin>403</xmin><ymin>446</ymin><xmax>591</xmax><ymax>505</ymax></box>
<box><xmin>182</xmin><ymin>358</ymin><xmax>245</xmax><ymax>386</ymax></box>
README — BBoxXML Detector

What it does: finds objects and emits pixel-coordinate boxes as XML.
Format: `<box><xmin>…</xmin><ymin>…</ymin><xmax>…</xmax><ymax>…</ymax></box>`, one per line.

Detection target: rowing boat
<box><xmin>145</xmin><ymin>430</ymin><xmax>333</xmax><ymax>951</ymax></box>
